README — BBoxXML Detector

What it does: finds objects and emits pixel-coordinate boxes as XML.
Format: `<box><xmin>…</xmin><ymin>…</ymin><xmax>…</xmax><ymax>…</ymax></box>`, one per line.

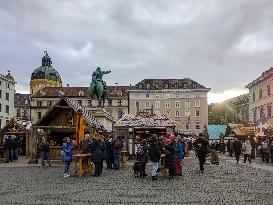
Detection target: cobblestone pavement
<box><xmin>0</xmin><ymin>158</ymin><xmax>273</xmax><ymax>205</ymax></box>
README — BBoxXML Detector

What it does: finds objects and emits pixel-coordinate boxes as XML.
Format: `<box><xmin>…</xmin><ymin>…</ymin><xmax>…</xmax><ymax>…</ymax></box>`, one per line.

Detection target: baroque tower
<box><xmin>30</xmin><ymin>51</ymin><xmax>62</xmax><ymax>95</ymax></box>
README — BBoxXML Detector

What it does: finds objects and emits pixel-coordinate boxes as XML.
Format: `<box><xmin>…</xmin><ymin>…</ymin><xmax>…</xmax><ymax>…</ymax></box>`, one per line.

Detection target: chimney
<box><xmin>67</xmin><ymin>84</ymin><xmax>69</xmax><ymax>87</ymax></box>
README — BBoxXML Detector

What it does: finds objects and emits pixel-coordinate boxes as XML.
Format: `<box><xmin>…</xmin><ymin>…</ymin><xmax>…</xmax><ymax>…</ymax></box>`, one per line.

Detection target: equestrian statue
<box><xmin>90</xmin><ymin>67</ymin><xmax>111</xmax><ymax>107</ymax></box>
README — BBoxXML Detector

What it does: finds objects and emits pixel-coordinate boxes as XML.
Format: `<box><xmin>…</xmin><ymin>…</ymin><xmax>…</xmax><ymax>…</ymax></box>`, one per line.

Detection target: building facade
<box><xmin>0</xmin><ymin>71</ymin><xmax>16</xmax><ymax>128</ymax></box>
<box><xmin>30</xmin><ymin>86</ymin><xmax>130</xmax><ymax>123</ymax></box>
<box><xmin>14</xmin><ymin>93</ymin><xmax>31</xmax><ymax>121</ymax></box>
<box><xmin>128</xmin><ymin>79</ymin><xmax>210</xmax><ymax>134</ymax></box>
<box><xmin>246</xmin><ymin>67</ymin><xmax>273</xmax><ymax>124</ymax></box>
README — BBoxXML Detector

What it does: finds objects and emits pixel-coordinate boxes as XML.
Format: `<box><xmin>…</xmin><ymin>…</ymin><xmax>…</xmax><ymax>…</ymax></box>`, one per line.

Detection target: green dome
<box><xmin>31</xmin><ymin>51</ymin><xmax>62</xmax><ymax>83</ymax></box>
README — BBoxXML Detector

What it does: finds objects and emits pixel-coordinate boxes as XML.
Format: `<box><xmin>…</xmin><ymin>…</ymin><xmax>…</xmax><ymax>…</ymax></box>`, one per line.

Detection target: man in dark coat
<box><xmin>233</xmin><ymin>138</ymin><xmax>242</xmax><ymax>163</ymax></box>
<box><xmin>105</xmin><ymin>137</ymin><xmax>114</xmax><ymax>168</ymax></box>
<box><xmin>79</xmin><ymin>134</ymin><xmax>91</xmax><ymax>154</ymax></box>
<box><xmin>91</xmin><ymin>138</ymin><xmax>103</xmax><ymax>176</ymax></box>
<box><xmin>137</xmin><ymin>139</ymin><xmax>149</xmax><ymax>176</ymax></box>
<box><xmin>4</xmin><ymin>135</ymin><xmax>13</xmax><ymax>163</ymax></box>
<box><xmin>148</xmin><ymin>135</ymin><xmax>161</xmax><ymax>180</ymax></box>
<box><xmin>165</xmin><ymin>139</ymin><xmax>176</xmax><ymax>179</ymax></box>
<box><xmin>194</xmin><ymin>134</ymin><xmax>208</xmax><ymax>174</ymax></box>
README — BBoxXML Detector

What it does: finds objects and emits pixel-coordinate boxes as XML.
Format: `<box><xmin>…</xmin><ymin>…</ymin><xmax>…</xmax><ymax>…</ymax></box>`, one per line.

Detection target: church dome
<box><xmin>31</xmin><ymin>51</ymin><xmax>62</xmax><ymax>84</ymax></box>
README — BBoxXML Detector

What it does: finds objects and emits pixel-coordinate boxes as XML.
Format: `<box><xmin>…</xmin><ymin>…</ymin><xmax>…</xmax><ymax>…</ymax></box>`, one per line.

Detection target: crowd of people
<box><xmin>60</xmin><ymin>133</ymin><xmax>123</xmax><ymax>177</ymax></box>
<box><xmin>3</xmin><ymin>135</ymin><xmax>22</xmax><ymax>163</ymax></box>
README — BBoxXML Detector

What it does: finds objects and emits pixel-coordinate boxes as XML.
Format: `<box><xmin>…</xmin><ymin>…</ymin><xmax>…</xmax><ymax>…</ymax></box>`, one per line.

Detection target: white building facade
<box><xmin>0</xmin><ymin>71</ymin><xmax>16</xmax><ymax>128</ymax></box>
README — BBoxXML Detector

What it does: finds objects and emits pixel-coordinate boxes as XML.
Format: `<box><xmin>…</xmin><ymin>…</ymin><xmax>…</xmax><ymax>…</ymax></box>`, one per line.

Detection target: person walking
<box><xmin>233</xmin><ymin>138</ymin><xmax>242</xmax><ymax>163</ymax></box>
<box><xmin>13</xmin><ymin>136</ymin><xmax>20</xmax><ymax>162</ymax></box>
<box><xmin>261</xmin><ymin>139</ymin><xmax>270</xmax><ymax>163</ymax></box>
<box><xmin>136</xmin><ymin>139</ymin><xmax>149</xmax><ymax>176</ymax></box>
<box><xmin>4</xmin><ymin>135</ymin><xmax>13</xmax><ymax>163</ymax></box>
<box><xmin>105</xmin><ymin>137</ymin><xmax>114</xmax><ymax>169</ymax></box>
<box><xmin>113</xmin><ymin>136</ymin><xmax>123</xmax><ymax>170</ymax></box>
<box><xmin>195</xmin><ymin>134</ymin><xmax>208</xmax><ymax>174</ymax></box>
<box><xmin>40</xmin><ymin>137</ymin><xmax>51</xmax><ymax>167</ymax></box>
<box><xmin>174</xmin><ymin>136</ymin><xmax>184</xmax><ymax>176</ymax></box>
<box><xmin>62</xmin><ymin>137</ymin><xmax>73</xmax><ymax>177</ymax></box>
<box><xmin>227</xmin><ymin>140</ymin><xmax>234</xmax><ymax>157</ymax></box>
<box><xmin>91</xmin><ymin>137</ymin><xmax>103</xmax><ymax>176</ymax></box>
<box><xmin>165</xmin><ymin>137</ymin><xmax>176</xmax><ymax>179</ymax></box>
<box><xmin>242</xmin><ymin>139</ymin><xmax>252</xmax><ymax>164</ymax></box>
<box><xmin>148</xmin><ymin>135</ymin><xmax>161</xmax><ymax>180</ymax></box>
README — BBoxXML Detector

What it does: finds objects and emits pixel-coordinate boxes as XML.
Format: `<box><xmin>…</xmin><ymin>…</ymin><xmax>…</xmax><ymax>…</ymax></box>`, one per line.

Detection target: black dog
<box><xmin>133</xmin><ymin>161</ymin><xmax>145</xmax><ymax>178</ymax></box>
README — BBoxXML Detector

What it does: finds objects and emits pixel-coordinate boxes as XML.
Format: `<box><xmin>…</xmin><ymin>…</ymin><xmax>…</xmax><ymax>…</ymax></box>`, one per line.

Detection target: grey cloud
<box><xmin>1</xmin><ymin>0</ymin><xmax>273</xmax><ymax>94</ymax></box>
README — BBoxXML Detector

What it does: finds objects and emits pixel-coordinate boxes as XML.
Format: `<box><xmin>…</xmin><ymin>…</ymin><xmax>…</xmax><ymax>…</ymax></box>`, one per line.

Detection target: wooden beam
<box><xmin>35</xmin><ymin>126</ymin><xmax>76</xmax><ymax>129</ymax></box>
<box><xmin>55</xmin><ymin>105</ymin><xmax>73</xmax><ymax>109</ymax></box>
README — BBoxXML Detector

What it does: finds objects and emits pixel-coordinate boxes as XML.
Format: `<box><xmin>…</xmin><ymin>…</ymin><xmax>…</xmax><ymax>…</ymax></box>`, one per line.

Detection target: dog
<box><xmin>133</xmin><ymin>161</ymin><xmax>145</xmax><ymax>178</ymax></box>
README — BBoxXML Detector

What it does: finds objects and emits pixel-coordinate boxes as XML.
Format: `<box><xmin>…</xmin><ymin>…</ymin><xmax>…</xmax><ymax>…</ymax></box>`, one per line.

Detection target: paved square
<box><xmin>0</xmin><ymin>159</ymin><xmax>273</xmax><ymax>205</ymax></box>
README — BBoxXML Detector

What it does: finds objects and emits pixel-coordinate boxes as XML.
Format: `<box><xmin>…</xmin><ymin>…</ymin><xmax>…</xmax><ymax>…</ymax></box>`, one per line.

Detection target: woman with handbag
<box><xmin>62</xmin><ymin>137</ymin><xmax>73</xmax><ymax>177</ymax></box>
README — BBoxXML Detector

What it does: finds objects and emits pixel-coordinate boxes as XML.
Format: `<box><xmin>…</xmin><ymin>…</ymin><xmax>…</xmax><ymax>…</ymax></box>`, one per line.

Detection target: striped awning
<box><xmin>65</xmin><ymin>97</ymin><xmax>106</xmax><ymax>131</ymax></box>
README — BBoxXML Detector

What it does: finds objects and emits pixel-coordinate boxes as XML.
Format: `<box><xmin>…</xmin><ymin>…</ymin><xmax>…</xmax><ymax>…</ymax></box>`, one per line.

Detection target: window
<box><xmin>108</xmin><ymin>99</ymin><xmax>112</xmax><ymax>106</ymax></box>
<box><xmin>17</xmin><ymin>109</ymin><xmax>21</xmax><ymax>117</ymax></box>
<box><xmin>259</xmin><ymin>89</ymin><xmax>262</xmax><ymax>99</ymax></box>
<box><xmin>155</xmin><ymin>93</ymin><xmax>160</xmax><ymax>98</ymax></box>
<box><xmin>175</xmin><ymin>93</ymin><xmax>180</xmax><ymax>98</ymax></box>
<box><xmin>7</xmin><ymin>83</ymin><xmax>10</xmax><ymax>89</ymax></box>
<box><xmin>0</xmin><ymin>90</ymin><xmax>1</xmax><ymax>98</ymax></box>
<box><xmin>195</xmin><ymin>122</ymin><xmax>201</xmax><ymax>130</ymax></box>
<box><xmin>146</xmin><ymin>93</ymin><xmax>150</xmax><ymax>98</ymax></box>
<box><xmin>165</xmin><ymin>101</ymin><xmax>170</xmax><ymax>108</ymax></box>
<box><xmin>146</xmin><ymin>84</ymin><xmax>151</xmax><ymax>89</ymax></box>
<box><xmin>253</xmin><ymin>109</ymin><xmax>257</xmax><ymax>123</ymax></box>
<box><xmin>196</xmin><ymin>94</ymin><xmax>200</xmax><ymax>98</ymax></box>
<box><xmin>145</xmin><ymin>101</ymin><xmax>150</xmax><ymax>108</ymax></box>
<box><xmin>118</xmin><ymin>90</ymin><xmax>123</xmax><ymax>96</ymax></box>
<box><xmin>0</xmin><ymin>119</ymin><xmax>1</xmax><ymax>128</ymax></box>
<box><xmin>174</xmin><ymin>83</ymin><xmax>179</xmax><ymax>89</ymax></box>
<box><xmin>185</xmin><ymin>123</ymin><xmax>190</xmax><ymax>130</ymax></box>
<box><xmin>195</xmin><ymin>110</ymin><xmax>200</xmax><ymax>117</ymax></box>
<box><xmin>6</xmin><ymin>92</ymin><xmax>9</xmax><ymax>101</ymax></box>
<box><xmin>260</xmin><ymin>108</ymin><xmax>264</xmax><ymax>118</ymax></box>
<box><xmin>192</xmin><ymin>83</ymin><xmax>197</xmax><ymax>88</ymax></box>
<box><xmin>155</xmin><ymin>83</ymin><xmax>160</xmax><ymax>89</ymax></box>
<box><xmin>78</xmin><ymin>100</ymin><xmax>82</xmax><ymax>106</ymax></box>
<box><xmin>5</xmin><ymin>105</ymin><xmax>9</xmax><ymax>114</ymax></box>
<box><xmin>268</xmin><ymin>85</ymin><xmax>271</xmax><ymax>96</ymax></box>
<box><xmin>88</xmin><ymin>100</ymin><xmax>92</xmax><ymax>107</ymax></box>
<box><xmin>0</xmin><ymin>103</ymin><xmax>1</xmax><ymax>112</ymax></box>
<box><xmin>155</xmin><ymin>101</ymin><xmax>160</xmax><ymax>108</ymax></box>
<box><xmin>267</xmin><ymin>105</ymin><xmax>272</xmax><ymax>117</ymax></box>
<box><xmin>0</xmin><ymin>81</ymin><xmax>1</xmax><ymax>85</ymax></box>
<box><xmin>138</xmin><ymin>84</ymin><xmax>143</xmax><ymax>89</ymax></box>
<box><xmin>185</xmin><ymin>110</ymin><xmax>190</xmax><ymax>117</ymax></box>
<box><xmin>195</xmin><ymin>100</ymin><xmax>200</xmax><ymax>108</ymax></box>
<box><xmin>165</xmin><ymin>111</ymin><xmax>170</xmax><ymax>117</ymax></box>
<box><xmin>165</xmin><ymin>93</ymin><xmax>170</xmax><ymax>98</ymax></box>
<box><xmin>252</xmin><ymin>92</ymin><xmax>255</xmax><ymax>102</ymax></box>
<box><xmin>185</xmin><ymin>101</ymin><xmax>190</xmax><ymax>109</ymax></box>
<box><xmin>38</xmin><ymin>112</ymin><xmax>42</xmax><ymax>119</ymax></box>
<box><xmin>175</xmin><ymin>111</ymin><xmax>180</xmax><ymax>117</ymax></box>
<box><xmin>47</xmin><ymin>101</ymin><xmax>53</xmax><ymax>107</ymax></box>
<box><xmin>164</xmin><ymin>83</ymin><xmax>169</xmax><ymax>89</ymax></box>
<box><xmin>98</xmin><ymin>100</ymin><xmax>102</xmax><ymax>107</ymax></box>
<box><xmin>175</xmin><ymin>101</ymin><xmax>180</xmax><ymax>108</ymax></box>
<box><xmin>155</xmin><ymin>111</ymin><xmax>160</xmax><ymax>115</ymax></box>
<box><xmin>135</xmin><ymin>101</ymin><xmax>140</xmax><ymax>109</ymax></box>
<box><xmin>37</xmin><ymin>101</ymin><xmax>42</xmax><ymax>106</ymax></box>
<box><xmin>118</xmin><ymin>111</ymin><xmax>123</xmax><ymax>119</ymax></box>
<box><xmin>118</xmin><ymin>100</ymin><xmax>123</xmax><ymax>106</ymax></box>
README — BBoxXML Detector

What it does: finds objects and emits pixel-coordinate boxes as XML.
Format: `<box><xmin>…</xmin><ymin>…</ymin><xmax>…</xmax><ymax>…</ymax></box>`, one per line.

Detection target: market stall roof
<box><xmin>0</xmin><ymin>118</ymin><xmax>32</xmax><ymax>134</ymax></box>
<box><xmin>226</xmin><ymin>123</ymin><xmax>253</xmax><ymax>136</ymax></box>
<box><xmin>34</xmin><ymin>97</ymin><xmax>105</xmax><ymax>131</ymax></box>
<box><xmin>115</xmin><ymin>113</ymin><xmax>175</xmax><ymax>128</ymax></box>
<box><xmin>207</xmin><ymin>125</ymin><xmax>227</xmax><ymax>140</ymax></box>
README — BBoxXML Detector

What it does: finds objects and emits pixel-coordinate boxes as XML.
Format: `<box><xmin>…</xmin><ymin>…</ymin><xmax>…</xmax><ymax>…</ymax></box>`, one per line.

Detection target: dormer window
<box><xmin>79</xmin><ymin>91</ymin><xmax>84</xmax><ymax>96</ymax></box>
<box><xmin>118</xmin><ymin>90</ymin><xmax>123</xmax><ymax>96</ymax></box>
<box><xmin>164</xmin><ymin>83</ymin><xmax>169</xmax><ymax>89</ymax></box>
<box><xmin>155</xmin><ymin>83</ymin><xmax>159</xmax><ymax>89</ymax></box>
<box><xmin>192</xmin><ymin>83</ymin><xmax>197</xmax><ymax>88</ymax></box>
<box><xmin>138</xmin><ymin>84</ymin><xmax>143</xmax><ymax>89</ymax></box>
<box><xmin>174</xmin><ymin>83</ymin><xmax>179</xmax><ymax>89</ymax></box>
<box><xmin>146</xmin><ymin>84</ymin><xmax>151</xmax><ymax>89</ymax></box>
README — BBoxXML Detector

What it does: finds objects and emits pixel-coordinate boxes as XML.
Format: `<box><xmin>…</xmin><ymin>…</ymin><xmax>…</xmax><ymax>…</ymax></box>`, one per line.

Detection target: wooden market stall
<box><xmin>115</xmin><ymin>109</ymin><xmax>175</xmax><ymax>156</ymax></box>
<box><xmin>0</xmin><ymin>118</ymin><xmax>32</xmax><ymax>161</ymax></box>
<box><xmin>30</xmin><ymin>97</ymin><xmax>106</xmax><ymax>163</ymax></box>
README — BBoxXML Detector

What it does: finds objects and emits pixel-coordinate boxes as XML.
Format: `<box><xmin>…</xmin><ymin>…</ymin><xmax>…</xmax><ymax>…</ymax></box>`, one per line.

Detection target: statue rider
<box><xmin>90</xmin><ymin>67</ymin><xmax>111</xmax><ymax>105</ymax></box>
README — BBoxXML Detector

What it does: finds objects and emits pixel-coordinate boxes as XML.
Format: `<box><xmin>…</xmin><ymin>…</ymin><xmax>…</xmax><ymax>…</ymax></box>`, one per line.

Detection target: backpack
<box><xmin>114</xmin><ymin>140</ymin><xmax>122</xmax><ymax>150</ymax></box>
<box><xmin>137</xmin><ymin>145</ymin><xmax>144</xmax><ymax>155</ymax></box>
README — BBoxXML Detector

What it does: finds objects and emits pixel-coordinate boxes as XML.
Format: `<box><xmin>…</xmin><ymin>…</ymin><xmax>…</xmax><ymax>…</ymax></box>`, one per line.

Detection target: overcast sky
<box><xmin>1</xmin><ymin>0</ymin><xmax>273</xmax><ymax>103</ymax></box>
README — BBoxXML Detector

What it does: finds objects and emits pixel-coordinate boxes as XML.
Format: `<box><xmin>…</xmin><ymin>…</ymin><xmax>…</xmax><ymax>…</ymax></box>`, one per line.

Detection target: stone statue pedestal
<box><xmin>87</xmin><ymin>107</ymin><xmax>115</xmax><ymax>132</ymax></box>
